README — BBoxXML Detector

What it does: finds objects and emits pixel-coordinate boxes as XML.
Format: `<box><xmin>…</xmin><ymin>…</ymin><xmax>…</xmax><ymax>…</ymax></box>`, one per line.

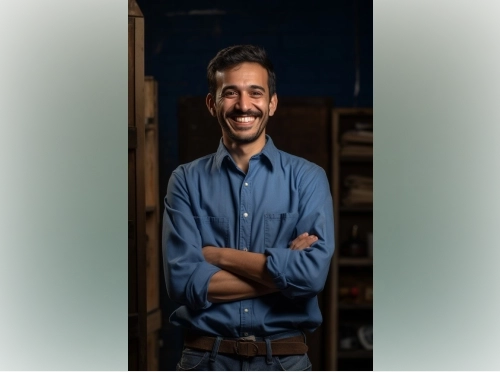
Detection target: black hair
<box><xmin>207</xmin><ymin>44</ymin><xmax>276</xmax><ymax>97</ymax></box>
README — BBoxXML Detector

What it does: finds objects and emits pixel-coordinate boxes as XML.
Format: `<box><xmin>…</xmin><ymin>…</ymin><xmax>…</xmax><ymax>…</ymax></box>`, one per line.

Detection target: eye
<box><xmin>250</xmin><ymin>91</ymin><xmax>263</xmax><ymax>97</ymax></box>
<box><xmin>223</xmin><ymin>90</ymin><xmax>237</xmax><ymax>97</ymax></box>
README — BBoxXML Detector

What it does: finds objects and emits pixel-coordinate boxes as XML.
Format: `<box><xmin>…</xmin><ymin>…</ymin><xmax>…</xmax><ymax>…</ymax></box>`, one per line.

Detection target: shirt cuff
<box><xmin>186</xmin><ymin>262</ymin><xmax>221</xmax><ymax>310</ymax></box>
<box><xmin>264</xmin><ymin>248</ymin><xmax>291</xmax><ymax>290</ymax></box>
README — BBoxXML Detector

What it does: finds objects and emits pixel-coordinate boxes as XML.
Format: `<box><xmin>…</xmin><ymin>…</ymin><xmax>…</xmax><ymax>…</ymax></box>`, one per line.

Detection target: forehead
<box><xmin>215</xmin><ymin>62</ymin><xmax>268</xmax><ymax>90</ymax></box>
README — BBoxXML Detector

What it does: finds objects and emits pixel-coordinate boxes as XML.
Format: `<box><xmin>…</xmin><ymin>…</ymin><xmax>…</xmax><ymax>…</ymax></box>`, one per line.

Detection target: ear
<box><xmin>206</xmin><ymin>93</ymin><xmax>216</xmax><ymax>117</ymax></box>
<box><xmin>269</xmin><ymin>93</ymin><xmax>278</xmax><ymax>116</ymax></box>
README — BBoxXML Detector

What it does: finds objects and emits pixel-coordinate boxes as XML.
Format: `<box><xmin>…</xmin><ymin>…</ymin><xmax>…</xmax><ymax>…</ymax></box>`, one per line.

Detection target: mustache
<box><xmin>226</xmin><ymin>109</ymin><xmax>262</xmax><ymax>117</ymax></box>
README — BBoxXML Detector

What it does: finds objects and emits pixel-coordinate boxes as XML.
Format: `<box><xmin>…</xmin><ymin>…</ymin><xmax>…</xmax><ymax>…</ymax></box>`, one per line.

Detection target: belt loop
<box><xmin>302</xmin><ymin>331</ymin><xmax>307</xmax><ymax>345</ymax></box>
<box><xmin>264</xmin><ymin>337</ymin><xmax>273</xmax><ymax>365</ymax></box>
<box><xmin>210</xmin><ymin>336</ymin><xmax>223</xmax><ymax>362</ymax></box>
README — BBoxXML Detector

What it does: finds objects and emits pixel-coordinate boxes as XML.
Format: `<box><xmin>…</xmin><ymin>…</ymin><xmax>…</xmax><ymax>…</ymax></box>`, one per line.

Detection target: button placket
<box><xmin>239</xmin><ymin>177</ymin><xmax>251</xmax><ymax>252</ymax></box>
<box><xmin>239</xmin><ymin>176</ymin><xmax>253</xmax><ymax>338</ymax></box>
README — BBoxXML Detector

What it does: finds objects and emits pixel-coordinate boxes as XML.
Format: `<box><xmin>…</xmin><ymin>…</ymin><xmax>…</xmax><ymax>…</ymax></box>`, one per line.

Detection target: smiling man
<box><xmin>163</xmin><ymin>44</ymin><xmax>335</xmax><ymax>371</ymax></box>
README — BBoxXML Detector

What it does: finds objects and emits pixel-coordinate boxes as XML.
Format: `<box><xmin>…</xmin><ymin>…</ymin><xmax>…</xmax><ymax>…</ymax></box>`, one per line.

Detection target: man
<box><xmin>163</xmin><ymin>44</ymin><xmax>334</xmax><ymax>371</ymax></box>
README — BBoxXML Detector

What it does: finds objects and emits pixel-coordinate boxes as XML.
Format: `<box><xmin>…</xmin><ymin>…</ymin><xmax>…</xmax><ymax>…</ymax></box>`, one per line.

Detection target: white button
<box><xmin>244</xmin><ymin>332</ymin><xmax>249</xmax><ymax>336</ymax></box>
<box><xmin>243</xmin><ymin>212</ymin><xmax>248</xmax><ymax>218</ymax></box>
<box><xmin>243</xmin><ymin>247</ymin><xmax>248</xmax><ymax>251</ymax></box>
<box><xmin>244</xmin><ymin>182</ymin><xmax>249</xmax><ymax>187</ymax></box>
<box><xmin>244</xmin><ymin>308</ymin><xmax>249</xmax><ymax>313</ymax></box>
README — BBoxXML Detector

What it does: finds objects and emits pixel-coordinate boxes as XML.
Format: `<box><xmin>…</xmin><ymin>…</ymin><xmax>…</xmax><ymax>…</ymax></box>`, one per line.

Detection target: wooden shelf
<box><xmin>337</xmin><ymin>350</ymin><xmax>373</xmax><ymax>359</ymax></box>
<box><xmin>338</xmin><ymin>303</ymin><xmax>373</xmax><ymax>310</ymax></box>
<box><xmin>340</xmin><ymin>155</ymin><xmax>372</xmax><ymax>163</ymax></box>
<box><xmin>339</xmin><ymin>206</ymin><xmax>372</xmax><ymax>213</ymax></box>
<box><xmin>321</xmin><ymin>107</ymin><xmax>374</xmax><ymax>371</ymax></box>
<box><xmin>338</xmin><ymin>257</ymin><xmax>373</xmax><ymax>266</ymax></box>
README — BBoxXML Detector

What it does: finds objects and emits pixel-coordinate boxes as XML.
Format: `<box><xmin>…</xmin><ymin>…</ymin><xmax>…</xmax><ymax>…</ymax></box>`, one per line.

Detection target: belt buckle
<box><xmin>234</xmin><ymin>339</ymin><xmax>259</xmax><ymax>358</ymax></box>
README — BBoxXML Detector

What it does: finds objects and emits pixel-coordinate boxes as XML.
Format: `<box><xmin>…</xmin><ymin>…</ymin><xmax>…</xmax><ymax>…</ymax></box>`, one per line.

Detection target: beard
<box><xmin>222</xmin><ymin>120</ymin><xmax>267</xmax><ymax>144</ymax></box>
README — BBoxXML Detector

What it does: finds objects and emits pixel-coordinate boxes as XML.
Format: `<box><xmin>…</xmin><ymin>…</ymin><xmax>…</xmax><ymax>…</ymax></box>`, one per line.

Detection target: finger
<box><xmin>291</xmin><ymin>235</ymin><xmax>309</xmax><ymax>245</ymax></box>
<box><xmin>302</xmin><ymin>236</ymin><xmax>318</xmax><ymax>248</ymax></box>
<box><xmin>290</xmin><ymin>235</ymin><xmax>318</xmax><ymax>250</ymax></box>
<box><xmin>292</xmin><ymin>232</ymin><xmax>309</xmax><ymax>243</ymax></box>
<box><xmin>289</xmin><ymin>233</ymin><xmax>308</xmax><ymax>249</ymax></box>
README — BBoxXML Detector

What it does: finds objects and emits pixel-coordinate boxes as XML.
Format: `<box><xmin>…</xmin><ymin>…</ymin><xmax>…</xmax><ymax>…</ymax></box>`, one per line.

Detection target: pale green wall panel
<box><xmin>374</xmin><ymin>1</ymin><xmax>500</xmax><ymax>370</ymax></box>
<box><xmin>0</xmin><ymin>1</ymin><xmax>127</xmax><ymax>370</ymax></box>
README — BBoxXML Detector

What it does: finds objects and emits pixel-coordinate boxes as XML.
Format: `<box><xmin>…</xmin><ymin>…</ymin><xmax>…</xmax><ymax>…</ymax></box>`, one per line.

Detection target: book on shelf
<box><xmin>341</xmin><ymin>145</ymin><xmax>373</xmax><ymax>157</ymax></box>
<box><xmin>341</xmin><ymin>130</ymin><xmax>373</xmax><ymax>145</ymax></box>
<box><xmin>344</xmin><ymin>175</ymin><xmax>373</xmax><ymax>189</ymax></box>
<box><xmin>343</xmin><ymin>174</ymin><xmax>373</xmax><ymax>206</ymax></box>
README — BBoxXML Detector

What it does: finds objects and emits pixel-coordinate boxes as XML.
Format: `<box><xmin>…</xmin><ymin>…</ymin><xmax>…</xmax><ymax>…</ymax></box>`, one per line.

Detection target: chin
<box><xmin>230</xmin><ymin>133</ymin><xmax>260</xmax><ymax>144</ymax></box>
<box><xmin>220</xmin><ymin>119</ymin><xmax>267</xmax><ymax>145</ymax></box>
<box><xmin>222</xmin><ymin>126</ymin><xmax>264</xmax><ymax>144</ymax></box>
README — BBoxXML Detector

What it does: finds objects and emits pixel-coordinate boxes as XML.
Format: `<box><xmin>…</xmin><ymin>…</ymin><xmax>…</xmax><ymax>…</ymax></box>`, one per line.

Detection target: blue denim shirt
<box><xmin>163</xmin><ymin>136</ymin><xmax>335</xmax><ymax>337</ymax></box>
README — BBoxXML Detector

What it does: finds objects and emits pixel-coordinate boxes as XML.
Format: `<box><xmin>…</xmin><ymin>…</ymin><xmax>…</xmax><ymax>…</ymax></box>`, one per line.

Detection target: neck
<box><xmin>222</xmin><ymin>135</ymin><xmax>266</xmax><ymax>174</ymax></box>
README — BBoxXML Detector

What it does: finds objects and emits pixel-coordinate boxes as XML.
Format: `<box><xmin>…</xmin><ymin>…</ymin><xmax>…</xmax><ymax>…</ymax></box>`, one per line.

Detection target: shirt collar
<box><xmin>214</xmin><ymin>135</ymin><xmax>279</xmax><ymax>170</ymax></box>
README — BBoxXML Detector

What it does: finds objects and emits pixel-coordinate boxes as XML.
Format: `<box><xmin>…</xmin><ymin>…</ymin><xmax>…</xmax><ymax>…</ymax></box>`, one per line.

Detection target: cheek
<box><xmin>217</xmin><ymin>102</ymin><xmax>231</xmax><ymax>115</ymax></box>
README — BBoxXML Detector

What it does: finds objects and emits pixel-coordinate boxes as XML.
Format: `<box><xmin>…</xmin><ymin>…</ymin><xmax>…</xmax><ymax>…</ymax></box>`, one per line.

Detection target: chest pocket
<box><xmin>264</xmin><ymin>213</ymin><xmax>299</xmax><ymax>248</ymax></box>
<box><xmin>194</xmin><ymin>216</ymin><xmax>229</xmax><ymax>248</ymax></box>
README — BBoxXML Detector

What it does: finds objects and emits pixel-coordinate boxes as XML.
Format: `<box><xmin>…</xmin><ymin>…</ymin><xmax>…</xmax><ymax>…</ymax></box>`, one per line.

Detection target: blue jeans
<box><xmin>176</xmin><ymin>331</ymin><xmax>312</xmax><ymax>371</ymax></box>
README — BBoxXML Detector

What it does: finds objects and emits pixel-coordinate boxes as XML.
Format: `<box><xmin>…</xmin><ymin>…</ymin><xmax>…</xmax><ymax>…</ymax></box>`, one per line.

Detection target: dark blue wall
<box><xmin>136</xmin><ymin>1</ymin><xmax>372</xmax><ymax>369</ymax></box>
<box><xmin>138</xmin><ymin>0</ymin><xmax>372</xmax><ymax>188</ymax></box>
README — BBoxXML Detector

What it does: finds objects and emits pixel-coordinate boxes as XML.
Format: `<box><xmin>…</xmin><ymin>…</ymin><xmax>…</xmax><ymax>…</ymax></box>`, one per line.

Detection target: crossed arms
<box><xmin>163</xmin><ymin>165</ymin><xmax>334</xmax><ymax>310</ymax></box>
<box><xmin>203</xmin><ymin>233</ymin><xmax>319</xmax><ymax>303</ymax></box>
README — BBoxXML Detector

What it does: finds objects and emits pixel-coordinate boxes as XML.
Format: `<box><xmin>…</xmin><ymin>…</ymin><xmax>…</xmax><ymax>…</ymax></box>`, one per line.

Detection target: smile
<box><xmin>233</xmin><ymin>116</ymin><xmax>256</xmax><ymax>123</ymax></box>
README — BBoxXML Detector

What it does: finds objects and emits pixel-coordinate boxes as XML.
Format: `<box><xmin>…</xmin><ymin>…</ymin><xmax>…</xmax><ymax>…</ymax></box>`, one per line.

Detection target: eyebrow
<box><xmin>221</xmin><ymin>85</ymin><xmax>266</xmax><ymax>93</ymax></box>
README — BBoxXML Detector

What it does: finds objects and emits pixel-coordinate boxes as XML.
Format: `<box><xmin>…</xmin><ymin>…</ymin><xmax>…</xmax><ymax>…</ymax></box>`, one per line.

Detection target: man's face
<box><xmin>207</xmin><ymin>62</ymin><xmax>278</xmax><ymax>145</ymax></box>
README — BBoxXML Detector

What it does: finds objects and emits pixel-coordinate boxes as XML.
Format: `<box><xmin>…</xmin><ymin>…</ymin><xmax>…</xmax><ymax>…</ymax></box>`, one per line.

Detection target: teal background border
<box><xmin>0</xmin><ymin>1</ymin><xmax>127</xmax><ymax>370</ymax></box>
<box><xmin>374</xmin><ymin>1</ymin><xmax>500</xmax><ymax>370</ymax></box>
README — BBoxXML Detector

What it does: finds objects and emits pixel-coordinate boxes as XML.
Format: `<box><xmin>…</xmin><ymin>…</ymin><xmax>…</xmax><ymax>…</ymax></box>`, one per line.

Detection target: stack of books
<box><xmin>340</xmin><ymin>122</ymin><xmax>373</xmax><ymax>157</ymax></box>
<box><xmin>342</xmin><ymin>174</ymin><xmax>373</xmax><ymax>206</ymax></box>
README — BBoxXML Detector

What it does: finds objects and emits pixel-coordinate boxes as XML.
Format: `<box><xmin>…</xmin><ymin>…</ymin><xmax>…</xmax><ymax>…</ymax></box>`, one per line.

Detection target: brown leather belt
<box><xmin>184</xmin><ymin>333</ymin><xmax>308</xmax><ymax>358</ymax></box>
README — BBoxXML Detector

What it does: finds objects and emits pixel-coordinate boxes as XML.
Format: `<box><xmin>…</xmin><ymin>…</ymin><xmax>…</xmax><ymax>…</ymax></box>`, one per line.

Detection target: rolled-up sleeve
<box><xmin>265</xmin><ymin>166</ymin><xmax>335</xmax><ymax>299</ymax></box>
<box><xmin>162</xmin><ymin>169</ymin><xmax>221</xmax><ymax>310</ymax></box>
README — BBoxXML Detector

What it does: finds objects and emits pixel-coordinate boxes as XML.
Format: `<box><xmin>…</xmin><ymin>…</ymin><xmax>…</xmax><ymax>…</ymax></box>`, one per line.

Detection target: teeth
<box><xmin>234</xmin><ymin>116</ymin><xmax>254</xmax><ymax>123</ymax></box>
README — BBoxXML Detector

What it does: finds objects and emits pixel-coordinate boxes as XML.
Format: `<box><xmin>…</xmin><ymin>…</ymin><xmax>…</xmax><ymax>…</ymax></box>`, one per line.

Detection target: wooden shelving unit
<box><xmin>325</xmin><ymin>108</ymin><xmax>373</xmax><ymax>371</ymax></box>
<box><xmin>144</xmin><ymin>76</ymin><xmax>162</xmax><ymax>371</ymax></box>
<box><xmin>128</xmin><ymin>2</ymin><xmax>147</xmax><ymax>368</ymax></box>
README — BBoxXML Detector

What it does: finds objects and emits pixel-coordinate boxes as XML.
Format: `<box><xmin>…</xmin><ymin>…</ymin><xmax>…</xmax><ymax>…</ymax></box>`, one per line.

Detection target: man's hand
<box><xmin>289</xmin><ymin>232</ymin><xmax>318</xmax><ymax>250</ymax></box>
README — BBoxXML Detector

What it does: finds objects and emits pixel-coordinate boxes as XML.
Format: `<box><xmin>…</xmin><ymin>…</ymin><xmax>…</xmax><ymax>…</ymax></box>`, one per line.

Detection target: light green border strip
<box><xmin>0</xmin><ymin>1</ymin><xmax>127</xmax><ymax>370</ymax></box>
<box><xmin>374</xmin><ymin>1</ymin><xmax>500</xmax><ymax>370</ymax></box>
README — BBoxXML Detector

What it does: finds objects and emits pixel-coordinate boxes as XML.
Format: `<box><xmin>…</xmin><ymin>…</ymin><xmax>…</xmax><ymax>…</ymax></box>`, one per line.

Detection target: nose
<box><xmin>235</xmin><ymin>92</ymin><xmax>251</xmax><ymax>112</ymax></box>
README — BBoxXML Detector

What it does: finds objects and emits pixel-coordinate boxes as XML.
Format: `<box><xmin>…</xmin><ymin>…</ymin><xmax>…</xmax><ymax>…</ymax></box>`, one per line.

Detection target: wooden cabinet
<box><xmin>129</xmin><ymin>1</ymin><xmax>161</xmax><ymax>369</ymax></box>
<box><xmin>128</xmin><ymin>1</ymin><xmax>146</xmax><ymax>369</ymax></box>
<box><xmin>144</xmin><ymin>76</ymin><xmax>162</xmax><ymax>371</ymax></box>
<box><xmin>325</xmin><ymin>108</ymin><xmax>373</xmax><ymax>371</ymax></box>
